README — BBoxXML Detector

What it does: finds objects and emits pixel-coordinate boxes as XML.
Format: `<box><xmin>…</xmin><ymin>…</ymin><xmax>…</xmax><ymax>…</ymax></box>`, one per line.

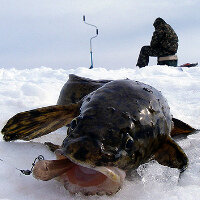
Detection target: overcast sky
<box><xmin>0</xmin><ymin>0</ymin><xmax>199</xmax><ymax>69</ymax></box>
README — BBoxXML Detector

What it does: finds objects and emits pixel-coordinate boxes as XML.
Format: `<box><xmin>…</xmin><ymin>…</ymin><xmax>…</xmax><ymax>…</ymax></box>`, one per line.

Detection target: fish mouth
<box><xmin>32</xmin><ymin>151</ymin><xmax>126</xmax><ymax>195</ymax></box>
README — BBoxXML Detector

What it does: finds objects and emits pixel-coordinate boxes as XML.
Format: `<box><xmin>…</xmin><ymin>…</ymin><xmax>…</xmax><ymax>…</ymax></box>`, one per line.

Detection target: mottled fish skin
<box><xmin>57</xmin><ymin>74</ymin><xmax>111</xmax><ymax>105</ymax></box>
<box><xmin>60</xmin><ymin>78</ymin><xmax>174</xmax><ymax>172</ymax></box>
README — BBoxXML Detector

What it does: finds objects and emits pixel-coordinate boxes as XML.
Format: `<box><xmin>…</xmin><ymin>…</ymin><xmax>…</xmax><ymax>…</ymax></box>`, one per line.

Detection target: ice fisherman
<box><xmin>136</xmin><ymin>18</ymin><xmax>178</xmax><ymax>68</ymax></box>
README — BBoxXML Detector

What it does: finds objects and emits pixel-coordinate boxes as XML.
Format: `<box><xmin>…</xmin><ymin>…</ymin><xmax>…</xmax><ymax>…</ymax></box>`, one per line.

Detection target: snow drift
<box><xmin>0</xmin><ymin>65</ymin><xmax>200</xmax><ymax>200</ymax></box>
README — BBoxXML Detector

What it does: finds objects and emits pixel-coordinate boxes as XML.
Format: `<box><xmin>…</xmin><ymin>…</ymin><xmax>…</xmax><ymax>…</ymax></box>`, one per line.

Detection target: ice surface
<box><xmin>0</xmin><ymin>65</ymin><xmax>200</xmax><ymax>200</ymax></box>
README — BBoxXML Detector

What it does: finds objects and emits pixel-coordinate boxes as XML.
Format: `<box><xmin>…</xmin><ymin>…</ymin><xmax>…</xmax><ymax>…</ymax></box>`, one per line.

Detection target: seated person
<box><xmin>136</xmin><ymin>18</ymin><xmax>178</xmax><ymax>68</ymax></box>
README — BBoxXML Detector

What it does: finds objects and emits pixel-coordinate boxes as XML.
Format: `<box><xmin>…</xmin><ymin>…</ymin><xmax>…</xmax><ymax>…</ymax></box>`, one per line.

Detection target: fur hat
<box><xmin>153</xmin><ymin>18</ymin><xmax>166</xmax><ymax>28</ymax></box>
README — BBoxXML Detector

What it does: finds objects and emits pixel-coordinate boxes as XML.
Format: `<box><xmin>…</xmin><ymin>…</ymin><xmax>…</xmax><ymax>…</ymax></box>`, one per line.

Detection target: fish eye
<box><xmin>70</xmin><ymin>118</ymin><xmax>78</xmax><ymax>130</ymax></box>
<box><xmin>125</xmin><ymin>136</ymin><xmax>134</xmax><ymax>151</ymax></box>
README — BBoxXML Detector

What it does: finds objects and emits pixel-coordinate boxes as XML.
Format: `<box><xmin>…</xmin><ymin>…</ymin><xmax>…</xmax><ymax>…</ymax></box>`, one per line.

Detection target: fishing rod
<box><xmin>83</xmin><ymin>15</ymin><xmax>98</xmax><ymax>69</ymax></box>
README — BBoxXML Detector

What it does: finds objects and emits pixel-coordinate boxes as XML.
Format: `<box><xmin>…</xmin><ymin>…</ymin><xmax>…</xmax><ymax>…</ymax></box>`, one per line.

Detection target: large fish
<box><xmin>1</xmin><ymin>74</ymin><xmax>195</xmax><ymax>195</ymax></box>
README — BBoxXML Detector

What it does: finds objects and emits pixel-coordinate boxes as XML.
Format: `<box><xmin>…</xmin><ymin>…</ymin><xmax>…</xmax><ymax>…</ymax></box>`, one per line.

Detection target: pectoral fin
<box><xmin>1</xmin><ymin>103</ymin><xmax>81</xmax><ymax>141</ymax></box>
<box><xmin>171</xmin><ymin>118</ymin><xmax>196</xmax><ymax>137</ymax></box>
<box><xmin>154</xmin><ymin>136</ymin><xmax>188</xmax><ymax>172</ymax></box>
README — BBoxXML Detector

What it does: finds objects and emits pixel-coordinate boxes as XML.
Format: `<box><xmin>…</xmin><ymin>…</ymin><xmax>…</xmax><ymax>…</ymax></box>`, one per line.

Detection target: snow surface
<box><xmin>0</xmin><ymin>65</ymin><xmax>200</xmax><ymax>200</ymax></box>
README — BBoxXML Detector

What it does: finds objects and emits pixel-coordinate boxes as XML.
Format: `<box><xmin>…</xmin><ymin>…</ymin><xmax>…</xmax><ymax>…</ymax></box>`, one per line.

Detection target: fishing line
<box><xmin>0</xmin><ymin>155</ymin><xmax>44</xmax><ymax>176</ymax></box>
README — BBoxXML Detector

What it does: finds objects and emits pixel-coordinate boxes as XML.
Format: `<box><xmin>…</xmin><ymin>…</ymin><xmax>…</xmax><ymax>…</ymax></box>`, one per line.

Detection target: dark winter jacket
<box><xmin>150</xmin><ymin>18</ymin><xmax>178</xmax><ymax>54</ymax></box>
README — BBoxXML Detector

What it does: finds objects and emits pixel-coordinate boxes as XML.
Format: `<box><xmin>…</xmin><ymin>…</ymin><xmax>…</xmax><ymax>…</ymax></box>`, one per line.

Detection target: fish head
<box><xmin>54</xmin><ymin>105</ymin><xmax>141</xmax><ymax>195</ymax></box>
<box><xmin>61</xmin><ymin>106</ymin><xmax>139</xmax><ymax>170</ymax></box>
